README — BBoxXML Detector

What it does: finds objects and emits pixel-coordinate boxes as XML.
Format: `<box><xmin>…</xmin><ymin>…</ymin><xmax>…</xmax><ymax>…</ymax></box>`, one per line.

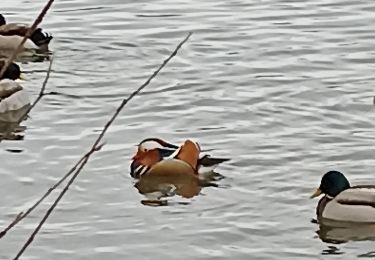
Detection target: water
<box><xmin>1</xmin><ymin>0</ymin><xmax>375</xmax><ymax>259</ymax></box>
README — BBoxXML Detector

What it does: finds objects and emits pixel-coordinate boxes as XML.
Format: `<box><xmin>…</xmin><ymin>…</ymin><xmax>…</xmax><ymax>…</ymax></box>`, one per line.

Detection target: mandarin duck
<box><xmin>0</xmin><ymin>61</ymin><xmax>30</xmax><ymax>116</ymax></box>
<box><xmin>133</xmin><ymin>139</ymin><xmax>220</xmax><ymax>206</ymax></box>
<box><xmin>311</xmin><ymin>170</ymin><xmax>375</xmax><ymax>223</ymax></box>
<box><xmin>130</xmin><ymin>138</ymin><xmax>229</xmax><ymax>180</ymax></box>
<box><xmin>0</xmin><ymin>14</ymin><xmax>53</xmax><ymax>56</ymax></box>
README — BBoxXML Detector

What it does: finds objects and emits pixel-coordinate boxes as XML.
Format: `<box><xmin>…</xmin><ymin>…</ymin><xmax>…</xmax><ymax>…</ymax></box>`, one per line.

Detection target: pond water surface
<box><xmin>1</xmin><ymin>0</ymin><xmax>375</xmax><ymax>259</ymax></box>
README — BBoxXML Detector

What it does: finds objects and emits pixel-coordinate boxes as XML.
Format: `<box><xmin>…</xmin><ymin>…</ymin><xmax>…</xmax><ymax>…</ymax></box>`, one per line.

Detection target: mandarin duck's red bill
<box><xmin>130</xmin><ymin>138</ymin><xmax>229</xmax><ymax>179</ymax></box>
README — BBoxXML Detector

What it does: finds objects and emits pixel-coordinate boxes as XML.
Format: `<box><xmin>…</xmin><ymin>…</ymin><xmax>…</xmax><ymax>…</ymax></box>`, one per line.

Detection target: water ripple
<box><xmin>0</xmin><ymin>0</ymin><xmax>375</xmax><ymax>259</ymax></box>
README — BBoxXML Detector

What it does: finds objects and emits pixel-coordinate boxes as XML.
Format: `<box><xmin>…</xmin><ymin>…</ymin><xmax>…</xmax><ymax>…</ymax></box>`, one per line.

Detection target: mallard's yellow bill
<box><xmin>19</xmin><ymin>73</ymin><xmax>27</xmax><ymax>80</ymax></box>
<box><xmin>310</xmin><ymin>188</ymin><xmax>322</xmax><ymax>198</ymax></box>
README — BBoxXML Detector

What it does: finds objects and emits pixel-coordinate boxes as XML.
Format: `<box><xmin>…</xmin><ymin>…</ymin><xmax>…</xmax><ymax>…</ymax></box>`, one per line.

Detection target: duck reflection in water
<box><xmin>0</xmin><ymin>107</ymin><xmax>29</xmax><ymax>141</ymax></box>
<box><xmin>317</xmin><ymin>219</ymin><xmax>375</xmax><ymax>244</ymax></box>
<box><xmin>130</xmin><ymin>138</ymin><xmax>229</xmax><ymax>206</ymax></box>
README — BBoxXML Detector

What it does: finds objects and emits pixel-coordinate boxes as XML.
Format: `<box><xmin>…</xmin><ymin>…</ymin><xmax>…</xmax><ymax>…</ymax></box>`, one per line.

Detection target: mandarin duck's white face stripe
<box><xmin>139</xmin><ymin>140</ymin><xmax>165</xmax><ymax>151</ymax></box>
<box><xmin>138</xmin><ymin>138</ymin><xmax>179</xmax><ymax>152</ymax></box>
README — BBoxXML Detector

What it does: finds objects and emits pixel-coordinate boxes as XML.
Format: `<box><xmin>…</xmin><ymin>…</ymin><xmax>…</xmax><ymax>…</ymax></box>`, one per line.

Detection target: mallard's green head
<box><xmin>311</xmin><ymin>171</ymin><xmax>351</xmax><ymax>198</ymax></box>
<box><xmin>0</xmin><ymin>14</ymin><xmax>5</xmax><ymax>26</ymax></box>
<box><xmin>0</xmin><ymin>61</ymin><xmax>21</xmax><ymax>80</ymax></box>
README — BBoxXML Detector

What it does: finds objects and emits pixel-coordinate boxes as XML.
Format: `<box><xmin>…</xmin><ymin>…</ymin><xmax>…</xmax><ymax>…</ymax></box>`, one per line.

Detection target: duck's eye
<box><xmin>143</xmin><ymin>148</ymin><xmax>148</xmax><ymax>152</ymax></box>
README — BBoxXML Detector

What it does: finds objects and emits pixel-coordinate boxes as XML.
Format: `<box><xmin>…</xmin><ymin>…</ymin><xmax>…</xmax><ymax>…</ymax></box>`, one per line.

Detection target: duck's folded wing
<box><xmin>0</xmin><ymin>35</ymin><xmax>38</xmax><ymax>50</ymax></box>
<box><xmin>0</xmin><ymin>79</ymin><xmax>22</xmax><ymax>98</ymax></box>
<box><xmin>335</xmin><ymin>187</ymin><xmax>375</xmax><ymax>207</ymax></box>
<box><xmin>322</xmin><ymin>187</ymin><xmax>375</xmax><ymax>222</ymax></box>
<box><xmin>0</xmin><ymin>23</ymin><xmax>29</xmax><ymax>36</ymax></box>
<box><xmin>0</xmin><ymin>24</ymin><xmax>52</xmax><ymax>49</ymax></box>
<box><xmin>0</xmin><ymin>87</ymin><xmax>29</xmax><ymax>113</ymax></box>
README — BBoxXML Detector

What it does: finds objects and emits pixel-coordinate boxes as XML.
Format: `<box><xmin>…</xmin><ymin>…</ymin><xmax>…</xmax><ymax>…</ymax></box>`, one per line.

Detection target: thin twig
<box><xmin>0</xmin><ymin>212</ymin><xmax>23</xmax><ymax>238</ymax></box>
<box><xmin>20</xmin><ymin>55</ymin><xmax>54</xmax><ymax>120</ymax></box>
<box><xmin>0</xmin><ymin>58</ymin><xmax>53</xmax><ymax>237</ymax></box>
<box><xmin>0</xmin><ymin>60</ymin><xmax>54</xmax><ymax>240</ymax></box>
<box><xmin>0</xmin><ymin>56</ymin><xmax>54</xmax><ymax>143</ymax></box>
<box><xmin>0</xmin><ymin>145</ymin><xmax>85</xmax><ymax>240</ymax></box>
<box><xmin>12</xmin><ymin>32</ymin><xmax>192</xmax><ymax>259</ymax></box>
<box><xmin>0</xmin><ymin>0</ymin><xmax>55</xmax><ymax>78</ymax></box>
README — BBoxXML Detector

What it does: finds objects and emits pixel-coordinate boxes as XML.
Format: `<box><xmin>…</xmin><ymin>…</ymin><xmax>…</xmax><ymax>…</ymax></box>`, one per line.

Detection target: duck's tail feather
<box><xmin>197</xmin><ymin>155</ymin><xmax>229</xmax><ymax>175</ymax></box>
<box><xmin>198</xmin><ymin>155</ymin><xmax>230</xmax><ymax>167</ymax></box>
<box><xmin>30</xmin><ymin>28</ymin><xmax>53</xmax><ymax>49</ymax></box>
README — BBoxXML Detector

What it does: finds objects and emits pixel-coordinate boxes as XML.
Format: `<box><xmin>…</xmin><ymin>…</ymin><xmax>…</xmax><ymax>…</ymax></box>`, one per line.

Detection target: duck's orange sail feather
<box><xmin>175</xmin><ymin>140</ymin><xmax>200</xmax><ymax>171</ymax></box>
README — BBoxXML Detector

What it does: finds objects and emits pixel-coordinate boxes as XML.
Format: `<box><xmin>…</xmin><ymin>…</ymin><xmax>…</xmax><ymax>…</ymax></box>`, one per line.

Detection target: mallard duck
<box><xmin>0</xmin><ymin>14</ymin><xmax>53</xmax><ymax>54</ymax></box>
<box><xmin>0</xmin><ymin>61</ymin><xmax>30</xmax><ymax>115</ymax></box>
<box><xmin>130</xmin><ymin>138</ymin><xmax>229</xmax><ymax>179</ymax></box>
<box><xmin>311</xmin><ymin>170</ymin><xmax>375</xmax><ymax>223</ymax></box>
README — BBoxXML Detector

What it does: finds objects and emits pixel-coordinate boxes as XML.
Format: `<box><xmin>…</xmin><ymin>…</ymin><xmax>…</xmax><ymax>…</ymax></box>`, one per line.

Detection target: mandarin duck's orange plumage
<box><xmin>130</xmin><ymin>138</ymin><xmax>229</xmax><ymax>179</ymax></box>
<box><xmin>134</xmin><ymin>159</ymin><xmax>202</xmax><ymax>200</ymax></box>
<box><xmin>131</xmin><ymin>138</ymin><xmax>229</xmax><ymax>205</ymax></box>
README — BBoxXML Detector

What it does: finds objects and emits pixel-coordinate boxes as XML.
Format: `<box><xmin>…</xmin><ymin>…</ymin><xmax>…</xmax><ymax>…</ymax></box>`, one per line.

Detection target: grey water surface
<box><xmin>1</xmin><ymin>0</ymin><xmax>375</xmax><ymax>259</ymax></box>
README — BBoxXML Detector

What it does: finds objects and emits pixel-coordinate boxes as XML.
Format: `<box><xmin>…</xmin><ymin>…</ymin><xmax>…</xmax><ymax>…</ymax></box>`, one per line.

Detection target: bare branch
<box><xmin>12</xmin><ymin>32</ymin><xmax>192</xmax><ymax>259</ymax></box>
